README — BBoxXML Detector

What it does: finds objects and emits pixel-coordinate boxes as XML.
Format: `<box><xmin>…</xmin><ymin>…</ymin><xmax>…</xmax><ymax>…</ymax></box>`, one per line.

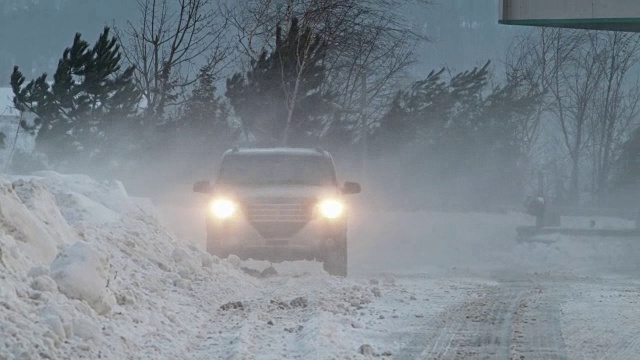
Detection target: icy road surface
<box><xmin>159</xmin><ymin>196</ymin><xmax>640</xmax><ymax>360</ymax></box>
<box><xmin>2</xmin><ymin>176</ymin><xmax>640</xmax><ymax>359</ymax></box>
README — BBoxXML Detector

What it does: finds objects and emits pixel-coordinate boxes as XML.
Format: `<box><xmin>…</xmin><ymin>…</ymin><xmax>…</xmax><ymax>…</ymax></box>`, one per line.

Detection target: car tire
<box><xmin>323</xmin><ymin>238</ymin><xmax>347</xmax><ymax>277</ymax></box>
<box><xmin>206</xmin><ymin>234</ymin><xmax>226</xmax><ymax>259</ymax></box>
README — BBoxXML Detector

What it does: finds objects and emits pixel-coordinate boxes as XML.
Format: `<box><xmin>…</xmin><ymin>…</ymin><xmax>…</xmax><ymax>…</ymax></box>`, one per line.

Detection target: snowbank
<box><xmin>50</xmin><ymin>241</ymin><xmax>116</xmax><ymax>315</ymax></box>
<box><xmin>0</xmin><ymin>171</ymin><xmax>260</xmax><ymax>359</ymax></box>
<box><xmin>1</xmin><ymin>171</ymin><xmax>403</xmax><ymax>360</ymax></box>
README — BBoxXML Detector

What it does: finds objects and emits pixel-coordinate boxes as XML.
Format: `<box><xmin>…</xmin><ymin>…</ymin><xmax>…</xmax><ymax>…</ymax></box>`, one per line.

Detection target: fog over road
<box><xmin>155</xmin><ymin>195</ymin><xmax>640</xmax><ymax>359</ymax></box>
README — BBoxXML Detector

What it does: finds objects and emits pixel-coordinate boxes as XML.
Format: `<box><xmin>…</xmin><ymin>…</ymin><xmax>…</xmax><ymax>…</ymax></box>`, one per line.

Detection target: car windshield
<box><xmin>216</xmin><ymin>154</ymin><xmax>336</xmax><ymax>186</ymax></box>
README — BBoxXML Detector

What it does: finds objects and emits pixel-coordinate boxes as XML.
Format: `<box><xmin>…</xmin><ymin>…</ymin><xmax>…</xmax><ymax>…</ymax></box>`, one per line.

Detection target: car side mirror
<box><xmin>342</xmin><ymin>181</ymin><xmax>361</xmax><ymax>195</ymax></box>
<box><xmin>193</xmin><ymin>180</ymin><xmax>212</xmax><ymax>194</ymax></box>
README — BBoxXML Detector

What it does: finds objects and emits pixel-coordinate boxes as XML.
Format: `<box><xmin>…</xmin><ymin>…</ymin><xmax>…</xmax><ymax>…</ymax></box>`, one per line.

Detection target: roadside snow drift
<box><xmin>0</xmin><ymin>172</ymin><xmax>259</xmax><ymax>359</ymax></box>
<box><xmin>0</xmin><ymin>172</ymin><xmax>393</xmax><ymax>360</ymax></box>
<box><xmin>5</xmin><ymin>171</ymin><xmax>640</xmax><ymax>360</ymax></box>
<box><xmin>49</xmin><ymin>241</ymin><xmax>115</xmax><ymax>316</ymax></box>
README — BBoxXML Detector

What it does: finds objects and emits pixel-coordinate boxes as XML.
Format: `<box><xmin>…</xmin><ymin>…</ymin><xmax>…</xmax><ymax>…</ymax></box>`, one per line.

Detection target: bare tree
<box><xmin>226</xmin><ymin>0</ymin><xmax>427</xmax><ymax>144</ymax></box>
<box><xmin>507</xmin><ymin>28</ymin><xmax>584</xmax><ymax>157</ymax></box>
<box><xmin>505</xmin><ymin>47</ymin><xmax>543</xmax><ymax>158</ymax></box>
<box><xmin>508</xmin><ymin>28</ymin><xmax>608</xmax><ymax>205</ymax></box>
<box><xmin>557</xmin><ymin>32</ymin><xmax>604</xmax><ymax>204</ymax></box>
<box><xmin>281</xmin><ymin>9</ymin><xmax>323</xmax><ymax>145</ymax></box>
<box><xmin>509</xmin><ymin>29</ymin><xmax>640</xmax><ymax>204</ymax></box>
<box><xmin>587</xmin><ymin>31</ymin><xmax>640</xmax><ymax>202</ymax></box>
<box><xmin>315</xmin><ymin>1</ymin><xmax>421</xmax><ymax>142</ymax></box>
<box><xmin>116</xmin><ymin>0</ymin><xmax>231</xmax><ymax>119</ymax></box>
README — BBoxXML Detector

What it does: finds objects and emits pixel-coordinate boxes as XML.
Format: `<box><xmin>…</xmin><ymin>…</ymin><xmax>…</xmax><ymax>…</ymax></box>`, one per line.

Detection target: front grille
<box><xmin>244</xmin><ymin>197</ymin><xmax>312</xmax><ymax>239</ymax></box>
<box><xmin>245</xmin><ymin>198</ymin><xmax>312</xmax><ymax>223</ymax></box>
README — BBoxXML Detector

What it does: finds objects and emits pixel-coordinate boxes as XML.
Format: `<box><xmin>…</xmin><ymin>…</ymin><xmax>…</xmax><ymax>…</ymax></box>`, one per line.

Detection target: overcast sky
<box><xmin>0</xmin><ymin>0</ymin><xmax>526</xmax><ymax>86</ymax></box>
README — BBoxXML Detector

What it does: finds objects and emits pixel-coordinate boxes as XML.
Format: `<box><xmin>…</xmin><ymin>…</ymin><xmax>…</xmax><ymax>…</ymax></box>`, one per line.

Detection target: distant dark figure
<box><xmin>525</xmin><ymin>196</ymin><xmax>546</xmax><ymax>228</ymax></box>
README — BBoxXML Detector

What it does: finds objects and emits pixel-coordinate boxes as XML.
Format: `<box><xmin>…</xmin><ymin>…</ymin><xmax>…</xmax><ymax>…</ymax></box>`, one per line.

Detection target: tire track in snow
<box><xmin>509</xmin><ymin>286</ymin><xmax>567</xmax><ymax>360</ymax></box>
<box><xmin>600</xmin><ymin>333</ymin><xmax>640</xmax><ymax>360</ymax></box>
<box><xmin>397</xmin><ymin>287</ymin><xmax>522</xmax><ymax>359</ymax></box>
<box><xmin>397</xmin><ymin>281</ymin><xmax>568</xmax><ymax>359</ymax></box>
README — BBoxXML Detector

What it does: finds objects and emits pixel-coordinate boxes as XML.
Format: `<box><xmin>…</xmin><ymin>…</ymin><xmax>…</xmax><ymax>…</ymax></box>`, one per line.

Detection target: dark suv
<box><xmin>193</xmin><ymin>148</ymin><xmax>361</xmax><ymax>276</ymax></box>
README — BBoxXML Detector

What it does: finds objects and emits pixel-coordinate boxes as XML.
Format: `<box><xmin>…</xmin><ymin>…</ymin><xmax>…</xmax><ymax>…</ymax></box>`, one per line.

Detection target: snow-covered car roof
<box><xmin>223</xmin><ymin>147</ymin><xmax>331</xmax><ymax>158</ymax></box>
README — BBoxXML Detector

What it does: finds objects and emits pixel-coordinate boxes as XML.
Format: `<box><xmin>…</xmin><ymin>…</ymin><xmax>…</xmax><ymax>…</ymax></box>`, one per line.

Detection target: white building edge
<box><xmin>500</xmin><ymin>0</ymin><xmax>640</xmax><ymax>32</ymax></box>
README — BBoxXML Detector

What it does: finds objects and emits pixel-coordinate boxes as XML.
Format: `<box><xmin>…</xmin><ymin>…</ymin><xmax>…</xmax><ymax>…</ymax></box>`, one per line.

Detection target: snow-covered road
<box><xmin>156</xmin><ymin>195</ymin><xmax>640</xmax><ymax>359</ymax></box>
<box><xmin>2</xmin><ymin>174</ymin><xmax>640</xmax><ymax>359</ymax></box>
<box><xmin>172</xmin><ymin>269</ymin><xmax>640</xmax><ymax>359</ymax></box>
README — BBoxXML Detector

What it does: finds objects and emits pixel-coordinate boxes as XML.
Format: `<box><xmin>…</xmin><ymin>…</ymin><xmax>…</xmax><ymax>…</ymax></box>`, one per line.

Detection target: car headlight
<box><xmin>318</xmin><ymin>199</ymin><xmax>345</xmax><ymax>219</ymax></box>
<box><xmin>209</xmin><ymin>198</ymin><xmax>237</xmax><ymax>219</ymax></box>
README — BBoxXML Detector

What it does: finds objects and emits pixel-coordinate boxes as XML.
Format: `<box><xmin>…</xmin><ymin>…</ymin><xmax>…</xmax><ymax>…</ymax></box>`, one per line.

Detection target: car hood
<box><xmin>213</xmin><ymin>185</ymin><xmax>341</xmax><ymax>200</ymax></box>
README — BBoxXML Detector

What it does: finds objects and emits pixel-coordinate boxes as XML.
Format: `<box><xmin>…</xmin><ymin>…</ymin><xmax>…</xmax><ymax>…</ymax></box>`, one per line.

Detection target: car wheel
<box><xmin>323</xmin><ymin>238</ymin><xmax>347</xmax><ymax>277</ymax></box>
<box><xmin>206</xmin><ymin>234</ymin><xmax>226</xmax><ymax>259</ymax></box>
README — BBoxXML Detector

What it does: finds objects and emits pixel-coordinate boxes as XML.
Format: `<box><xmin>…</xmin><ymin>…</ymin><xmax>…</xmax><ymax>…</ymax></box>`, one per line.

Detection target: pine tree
<box><xmin>372</xmin><ymin>61</ymin><xmax>541</xmax><ymax>207</ymax></box>
<box><xmin>11</xmin><ymin>27</ymin><xmax>141</xmax><ymax>170</ymax></box>
<box><xmin>225</xmin><ymin>17</ymin><xmax>333</xmax><ymax>146</ymax></box>
<box><xmin>371</xmin><ymin>68</ymin><xmax>449</xmax><ymax>154</ymax></box>
<box><xmin>182</xmin><ymin>66</ymin><xmax>229</xmax><ymax>138</ymax></box>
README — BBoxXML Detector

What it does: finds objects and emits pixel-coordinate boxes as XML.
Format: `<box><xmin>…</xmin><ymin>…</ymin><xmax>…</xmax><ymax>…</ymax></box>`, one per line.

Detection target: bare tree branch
<box><xmin>227</xmin><ymin>0</ymin><xmax>428</xmax><ymax>141</ymax></box>
<box><xmin>115</xmin><ymin>0</ymin><xmax>232</xmax><ymax>120</ymax></box>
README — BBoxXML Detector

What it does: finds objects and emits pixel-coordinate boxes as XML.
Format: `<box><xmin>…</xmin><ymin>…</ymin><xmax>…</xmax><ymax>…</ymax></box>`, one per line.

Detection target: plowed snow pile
<box><xmin>1</xmin><ymin>172</ymin><xmax>404</xmax><ymax>360</ymax></box>
<box><xmin>0</xmin><ymin>172</ymin><xmax>260</xmax><ymax>359</ymax></box>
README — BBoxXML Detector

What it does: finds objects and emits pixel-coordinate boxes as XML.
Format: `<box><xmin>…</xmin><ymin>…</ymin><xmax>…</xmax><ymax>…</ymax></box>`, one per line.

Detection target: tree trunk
<box><xmin>570</xmin><ymin>155</ymin><xmax>580</xmax><ymax>205</ymax></box>
<box><xmin>282</xmin><ymin>74</ymin><xmax>302</xmax><ymax>146</ymax></box>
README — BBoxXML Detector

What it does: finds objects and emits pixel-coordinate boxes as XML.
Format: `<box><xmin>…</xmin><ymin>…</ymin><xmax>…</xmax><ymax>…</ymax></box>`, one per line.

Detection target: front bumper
<box><xmin>215</xmin><ymin>244</ymin><xmax>326</xmax><ymax>262</ymax></box>
<box><xmin>206</xmin><ymin>216</ymin><xmax>346</xmax><ymax>261</ymax></box>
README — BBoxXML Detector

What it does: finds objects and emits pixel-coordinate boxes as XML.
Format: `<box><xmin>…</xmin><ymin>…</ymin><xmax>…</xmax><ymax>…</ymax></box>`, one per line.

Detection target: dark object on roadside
<box><xmin>270</xmin><ymin>299</ymin><xmax>290</xmax><ymax>309</ymax></box>
<box><xmin>241</xmin><ymin>265</ymin><xmax>279</xmax><ymax>278</ymax></box>
<box><xmin>240</xmin><ymin>267</ymin><xmax>262</xmax><ymax>277</ymax></box>
<box><xmin>284</xmin><ymin>325</ymin><xmax>304</xmax><ymax>333</ymax></box>
<box><xmin>220</xmin><ymin>301</ymin><xmax>244</xmax><ymax>311</ymax></box>
<box><xmin>525</xmin><ymin>196</ymin><xmax>546</xmax><ymax>228</ymax></box>
<box><xmin>261</xmin><ymin>266</ymin><xmax>278</xmax><ymax>277</ymax></box>
<box><xmin>290</xmin><ymin>296</ymin><xmax>308</xmax><ymax>308</ymax></box>
<box><xmin>359</xmin><ymin>344</ymin><xmax>375</xmax><ymax>356</ymax></box>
